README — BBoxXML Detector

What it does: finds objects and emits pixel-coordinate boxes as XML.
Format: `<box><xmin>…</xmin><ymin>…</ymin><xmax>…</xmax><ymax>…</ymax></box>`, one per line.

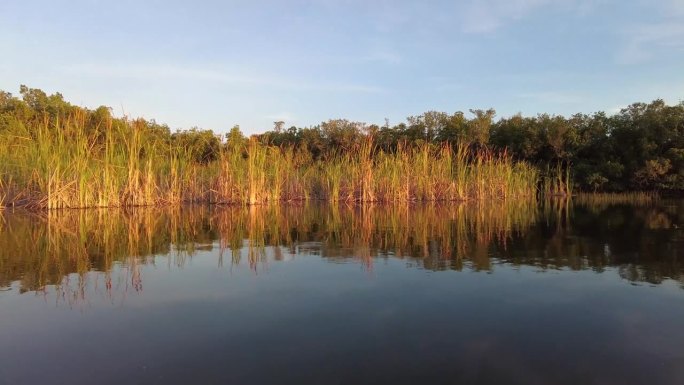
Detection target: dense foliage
<box><xmin>0</xmin><ymin>86</ymin><xmax>540</xmax><ymax>208</ymax></box>
<box><xmin>259</xmin><ymin>103</ymin><xmax>684</xmax><ymax>192</ymax></box>
<box><xmin>0</xmin><ymin>85</ymin><xmax>681</xmax><ymax>209</ymax></box>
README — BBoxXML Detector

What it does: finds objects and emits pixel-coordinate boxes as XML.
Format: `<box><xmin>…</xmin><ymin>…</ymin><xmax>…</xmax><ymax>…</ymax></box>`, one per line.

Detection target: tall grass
<box><xmin>0</xmin><ymin>113</ymin><xmax>543</xmax><ymax>209</ymax></box>
<box><xmin>317</xmin><ymin>139</ymin><xmax>539</xmax><ymax>203</ymax></box>
<box><xmin>0</xmin><ymin>176</ymin><xmax>7</xmax><ymax>209</ymax></box>
<box><xmin>540</xmin><ymin>161</ymin><xmax>573</xmax><ymax>197</ymax></box>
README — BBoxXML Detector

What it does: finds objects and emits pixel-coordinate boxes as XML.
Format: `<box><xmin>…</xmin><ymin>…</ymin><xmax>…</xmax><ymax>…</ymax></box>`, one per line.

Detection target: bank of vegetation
<box><xmin>0</xmin><ymin>86</ymin><xmax>681</xmax><ymax>209</ymax></box>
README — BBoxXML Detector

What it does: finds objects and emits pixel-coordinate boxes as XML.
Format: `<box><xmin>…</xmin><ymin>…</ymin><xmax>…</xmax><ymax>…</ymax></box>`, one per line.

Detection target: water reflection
<box><xmin>2</xmin><ymin>200</ymin><xmax>684</xmax><ymax>385</ymax></box>
<box><xmin>0</xmin><ymin>199</ymin><xmax>681</xmax><ymax>298</ymax></box>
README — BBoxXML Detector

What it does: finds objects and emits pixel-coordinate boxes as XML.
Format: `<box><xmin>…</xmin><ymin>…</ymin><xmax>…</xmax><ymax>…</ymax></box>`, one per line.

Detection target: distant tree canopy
<box><xmin>1</xmin><ymin>86</ymin><xmax>682</xmax><ymax>192</ymax></box>
<box><xmin>258</xmin><ymin>101</ymin><xmax>684</xmax><ymax>192</ymax></box>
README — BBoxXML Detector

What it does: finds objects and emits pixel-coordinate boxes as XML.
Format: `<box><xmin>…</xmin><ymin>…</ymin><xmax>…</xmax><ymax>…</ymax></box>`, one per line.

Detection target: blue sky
<box><xmin>1</xmin><ymin>0</ymin><xmax>683</xmax><ymax>134</ymax></box>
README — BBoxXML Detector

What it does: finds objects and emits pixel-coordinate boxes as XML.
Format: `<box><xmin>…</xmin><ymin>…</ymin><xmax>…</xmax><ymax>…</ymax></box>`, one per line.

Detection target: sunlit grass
<box><xmin>0</xmin><ymin>114</ymin><xmax>546</xmax><ymax>209</ymax></box>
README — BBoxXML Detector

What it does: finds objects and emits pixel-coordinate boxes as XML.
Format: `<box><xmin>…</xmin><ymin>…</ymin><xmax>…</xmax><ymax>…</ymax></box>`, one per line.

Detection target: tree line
<box><xmin>259</xmin><ymin>103</ymin><xmax>683</xmax><ymax>192</ymax></box>
<box><xmin>2</xmin><ymin>85</ymin><xmax>682</xmax><ymax>193</ymax></box>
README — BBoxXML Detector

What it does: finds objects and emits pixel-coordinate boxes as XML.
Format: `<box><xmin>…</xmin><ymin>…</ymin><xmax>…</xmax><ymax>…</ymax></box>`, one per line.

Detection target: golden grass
<box><xmin>0</xmin><ymin>114</ymin><xmax>542</xmax><ymax>209</ymax></box>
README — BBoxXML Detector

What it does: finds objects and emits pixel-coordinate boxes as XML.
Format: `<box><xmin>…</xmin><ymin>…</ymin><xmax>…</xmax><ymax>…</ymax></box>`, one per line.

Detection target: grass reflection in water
<box><xmin>0</xmin><ymin>199</ymin><xmax>681</xmax><ymax>305</ymax></box>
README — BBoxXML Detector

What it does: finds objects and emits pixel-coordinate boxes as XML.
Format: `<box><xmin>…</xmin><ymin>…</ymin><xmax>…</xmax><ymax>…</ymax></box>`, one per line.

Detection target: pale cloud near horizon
<box><xmin>460</xmin><ymin>0</ymin><xmax>600</xmax><ymax>33</ymax></box>
<box><xmin>461</xmin><ymin>0</ymin><xmax>550</xmax><ymax>33</ymax></box>
<box><xmin>516</xmin><ymin>91</ymin><xmax>584</xmax><ymax>105</ymax></box>
<box><xmin>669</xmin><ymin>0</ymin><xmax>684</xmax><ymax>14</ymax></box>
<box><xmin>61</xmin><ymin>63</ymin><xmax>387</xmax><ymax>94</ymax></box>
<box><xmin>618</xmin><ymin>22</ymin><xmax>684</xmax><ymax>64</ymax></box>
<box><xmin>615</xmin><ymin>0</ymin><xmax>684</xmax><ymax>64</ymax></box>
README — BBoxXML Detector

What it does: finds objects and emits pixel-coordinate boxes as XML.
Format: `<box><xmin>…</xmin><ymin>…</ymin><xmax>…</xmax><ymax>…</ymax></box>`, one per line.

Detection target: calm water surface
<box><xmin>0</xmin><ymin>200</ymin><xmax>682</xmax><ymax>385</ymax></box>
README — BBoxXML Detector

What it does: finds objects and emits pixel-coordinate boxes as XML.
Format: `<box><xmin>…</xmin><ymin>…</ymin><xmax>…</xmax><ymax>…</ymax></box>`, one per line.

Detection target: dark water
<box><xmin>0</xmin><ymin>200</ymin><xmax>682</xmax><ymax>385</ymax></box>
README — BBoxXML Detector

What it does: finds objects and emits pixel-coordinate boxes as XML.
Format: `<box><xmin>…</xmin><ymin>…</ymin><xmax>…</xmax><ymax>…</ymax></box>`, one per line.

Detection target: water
<box><xmin>0</xmin><ymin>200</ymin><xmax>682</xmax><ymax>385</ymax></box>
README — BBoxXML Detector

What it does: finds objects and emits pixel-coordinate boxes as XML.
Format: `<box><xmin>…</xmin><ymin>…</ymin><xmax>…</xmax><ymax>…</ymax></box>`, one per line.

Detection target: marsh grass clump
<box><xmin>0</xmin><ymin>111</ymin><xmax>541</xmax><ymax>208</ymax></box>
<box><xmin>6</xmin><ymin>86</ymin><xmax>678</xmax><ymax>209</ymax></box>
<box><xmin>540</xmin><ymin>161</ymin><xmax>573</xmax><ymax>197</ymax></box>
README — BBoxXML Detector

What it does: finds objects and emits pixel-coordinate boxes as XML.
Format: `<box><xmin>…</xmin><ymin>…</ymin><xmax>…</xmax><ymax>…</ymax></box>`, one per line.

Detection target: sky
<box><xmin>1</xmin><ymin>0</ymin><xmax>683</xmax><ymax>134</ymax></box>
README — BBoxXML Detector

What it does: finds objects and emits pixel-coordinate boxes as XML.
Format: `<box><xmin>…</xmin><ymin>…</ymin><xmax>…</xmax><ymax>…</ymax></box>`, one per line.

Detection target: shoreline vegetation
<box><xmin>1</xmin><ymin>86</ymin><xmax>681</xmax><ymax>209</ymax></box>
